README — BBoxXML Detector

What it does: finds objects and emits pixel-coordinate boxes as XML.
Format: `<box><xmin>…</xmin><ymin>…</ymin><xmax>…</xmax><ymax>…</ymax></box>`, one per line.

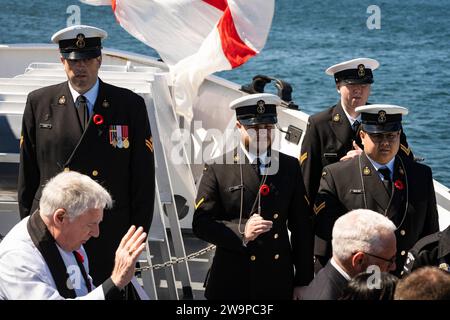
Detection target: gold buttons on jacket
<box><xmin>274</xmin><ymin>254</ymin><xmax>280</xmax><ymax>260</ymax></box>
<box><xmin>400</xmin><ymin>230</ymin><xmax>406</xmax><ymax>236</ymax></box>
<box><xmin>92</xmin><ymin>170</ymin><xmax>99</xmax><ymax>177</ymax></box>
<box><xmin>274</xmin><ymin>233</ymin><xmax>279</xmax><ymax>239</ymax></box>
<box><xmin>64</xmin><ymin>167</ymin><xmax>70</xmax><ymax>172</ymax></box>
<box><xmin>401</xmin><ymin>250</ymin><xmax>406</xmax><ymax>256</ymax></box>
<box><xmin>250</xmin><ymin>255</ymin><xmax>256</xmax><ymax>261</ymax></box>
<box><xmin>273</xmin><ymin>213</ymin><xmax>279</xmax><ymax>219</ymax></box>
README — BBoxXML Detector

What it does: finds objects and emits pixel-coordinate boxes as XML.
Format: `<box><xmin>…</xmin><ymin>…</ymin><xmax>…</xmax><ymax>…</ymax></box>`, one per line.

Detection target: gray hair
<box><xmin>40</xmin><ymin>171</ymin><xmax>112</xmax><ymax>220</ymax></box>
<box><xmin>332</xmin><ymin>209</ymin><xmax>396</xmax><ymax>262</ymax></box>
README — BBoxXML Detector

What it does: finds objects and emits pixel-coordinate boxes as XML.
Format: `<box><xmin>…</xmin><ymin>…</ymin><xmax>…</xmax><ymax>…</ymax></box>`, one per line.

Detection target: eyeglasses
<box><xmin>366</xmin><ymin>131</ymin><xmax>400</xmax><ymax>143</ymax></box>
<box><xmin>363</xmin><ymin>252</ymin><xmax>396</xmax><ymax>266</ymax></box>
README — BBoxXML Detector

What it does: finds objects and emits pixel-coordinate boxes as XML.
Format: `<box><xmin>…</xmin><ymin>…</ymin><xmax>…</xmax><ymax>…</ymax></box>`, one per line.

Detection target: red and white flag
<box><xmin>80</xmin><ymin>0</ymin><xmax>274</xmax><ymax>121</ymax></box>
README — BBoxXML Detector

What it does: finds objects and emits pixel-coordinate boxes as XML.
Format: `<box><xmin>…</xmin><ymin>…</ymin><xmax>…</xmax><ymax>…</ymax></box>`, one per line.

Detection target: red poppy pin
<box><xmin>93</xmin><ymin>114</ymin><xmax>104</xmax><ymax>125</ymax></box>
<box><xmin>74</xmin><ymin>251</ymin><xmax>84</xmax><ymax>264</ymax></box>
<box><xmin>394</xmin><ymin>179</ymin><xmax>404</xmax><ymax>190</ymax></box>
<box><xmin>260</xmin><ymin>184</ymin><xmax>270</xmax><ymax>196</ymax></box>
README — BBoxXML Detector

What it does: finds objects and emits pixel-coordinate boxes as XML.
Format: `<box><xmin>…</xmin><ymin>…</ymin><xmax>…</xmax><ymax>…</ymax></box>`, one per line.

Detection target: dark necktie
<box><xmin>73</xmin><ymin>251</ymin><xmax>92</xmax><ymax>293</ymax></box>
<box><xmin>379</xmin><ymin>167</ymin><xmax>392</xmax><ymax>195</ymax></box>
<box><xmin>352</xmin><ymin>120</ymin><xmax>360</xmax><ymax>132</ymax></box>
<box><xmin>76</xmin><ymin>95</ymin><xmax>89</xmax><ymax>130</ymax></box>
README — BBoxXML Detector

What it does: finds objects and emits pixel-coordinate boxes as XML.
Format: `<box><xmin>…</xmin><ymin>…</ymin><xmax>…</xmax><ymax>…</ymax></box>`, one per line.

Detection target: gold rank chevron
<box><xmin>300</xmin><ymin>152</ymin><xmax>308</xmax><ymax>165</ymax></box>
<box><xmin>400</xmin><ymin>144</ymin><xmax>410</xmax><ymax>156</ymax></box>
<box><xmin>195</xmin><ymin>197</ymin><xmax>205</xmax><ymax>210</ymax></box>
<box><xmin>313</xmin><ymin>202</ymin><xmax>326</xmax><ymax>215</ymax></box>
<box><xmin>145</xmin><ymin>137</ymin><xmax>154</xmax><ymax>152</ymax></box>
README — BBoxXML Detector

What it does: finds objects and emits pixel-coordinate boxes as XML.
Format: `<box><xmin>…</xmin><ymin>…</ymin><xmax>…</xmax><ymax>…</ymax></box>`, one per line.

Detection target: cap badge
<box><xmin>357</xmin><ymin>64</ymin><xmax>366</xmax><ymax>78</ymax></box>
<box><xmin>76</xmin><ymin>34</ymin><xmax>86</xmax><ymax>49</ymax></box>
<box><xmin>333</xmin><ymin>113</ymin><xmax>341</xmax><ymax>122</ymax></box>
<box><xmin>377</xmin><ymin>110</ymin><xmax>387</xmax><ymax>124</ymax></box>
<box><xmin>102</xmin><ymin>99</ymin><xmax>110</xmax><ymax>108</ymax></box>
<box><xmin>363</xmin><ymin>166</ymin><xmax>371</xmax><ymax>176</ymax></box>
<box><xmin>256</xmin><ymin>100</ymin><xmax>265</xmax><ymax>114</ymax></box>
<box><xmin>58</xmin><ymin>95</ymin><xmax>66</xmax><ymax>105</ymax></box>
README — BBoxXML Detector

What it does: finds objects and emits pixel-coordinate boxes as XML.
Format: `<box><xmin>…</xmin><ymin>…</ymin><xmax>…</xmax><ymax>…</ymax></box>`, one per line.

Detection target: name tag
<box><xmin>323</xmin><ymin>152</ymin><xmax>337</xmax><ymax>158</ymax></box>
<box><xmin>39</xmin><ymin>123</ymin><xmax>52</xmax><ymax>129</ymax></box>
<box><xmin>350</xmin><ymin>189</ymin><xmax>363</xmax><ymax>194</ymax></box>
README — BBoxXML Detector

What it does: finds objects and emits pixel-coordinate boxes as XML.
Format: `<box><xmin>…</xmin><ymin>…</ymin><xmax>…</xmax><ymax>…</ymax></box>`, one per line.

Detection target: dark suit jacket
<box><xmin>193</xmin><ymin>149</ymin><xmax>314</xmax><ymax>299</ymax></box>
<box><xmin>301</xmin><ymin>260</ymin><xmax>348</xmax><ymax>300</ymax></box>
<box><xmin>18</xmin><ymin>79</ymin><xmax>155</xmax><ymax>285</ymax></box>
<box><xmin>314</xmin><ymin>153</ymin><xmax>439</xmax><ymax>275</ymax></box>
<box><xmin>300</xmin><ymin>101</ymin><xmax>412</xmax><ymax>204</ymax></box>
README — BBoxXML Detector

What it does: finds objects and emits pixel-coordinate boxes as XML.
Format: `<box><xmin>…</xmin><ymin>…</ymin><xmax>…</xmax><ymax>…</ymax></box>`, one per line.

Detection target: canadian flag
<box><xmin>80</xmin><ymin>0</ymin><xmax>274</xmax><ymax>121</ymax></box>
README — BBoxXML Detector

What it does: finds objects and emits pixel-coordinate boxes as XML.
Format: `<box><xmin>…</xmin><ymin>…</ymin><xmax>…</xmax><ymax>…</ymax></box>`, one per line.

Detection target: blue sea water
<box><xmin>1</xmin><ymin>0</ymin><xmax>449</xmax><ymax>186</ymax></box>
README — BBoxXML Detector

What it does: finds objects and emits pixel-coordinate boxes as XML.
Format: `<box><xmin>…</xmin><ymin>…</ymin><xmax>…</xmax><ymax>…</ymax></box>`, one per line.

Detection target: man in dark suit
<box><xmin>403</xmin><ymin>224</ymin><xmax>450</xmax><ymax>275</ymax></box>
<box><xmin>18</xmin><ymin>25</ymin><xmax>155</xmax><ymax>285</ymax></box>
<box><xmin>193</xmin><ymin>93</ymin><xmax>314</xmax><ymax>300</ymax></box>
<box><xmin>302</xmin><ymin>209</ymin><xmax>397</xmax><ymax>300</ymax></box>
<box><xmin>314</xmin><ymin>105</ymin><xmax>439</xmax><ymax>276</ymax></box>
<box><xmin>300</xmin><ymin>58</ymin><xmax>413</xmax><ymax>206</ymax></box>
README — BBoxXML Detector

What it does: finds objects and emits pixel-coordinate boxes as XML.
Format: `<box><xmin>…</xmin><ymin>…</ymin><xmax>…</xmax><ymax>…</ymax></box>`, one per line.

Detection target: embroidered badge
<box><xmin>257</xmin><ymin>100</ymin><xmax>265</xmax><ymax>114</ymax></box>
<box><xmin>377</xmin><ymin>110</ymin><xmax>387</xmax><ymax>124</ymax></box>
<box><xmin>102</xmin><ymin>99</ymin><xmax>110</xmax><ymax>108</ymax></box>
<box><xmin>333</xmin><ymin>114</ymin><xmax>341</xmax><ymax>122</ymax></box>
<box><xmin>58</xmin><ymin>95</ymin><xmax>66</xmax><ymax>105</ymax></box>
<box><xmin>363</xmin><ymin>166</ymin><xmax>371</xmax><ymax>175</ymax></box>
<box><xmin>76</xmin><ymin>34</ymin><xmax>85</xmax><ymax>48</ymax></box>
<box><xmin>357</xmin><ymin>64</ymin><xmax>366</xmax><ymax>77</ymax></box>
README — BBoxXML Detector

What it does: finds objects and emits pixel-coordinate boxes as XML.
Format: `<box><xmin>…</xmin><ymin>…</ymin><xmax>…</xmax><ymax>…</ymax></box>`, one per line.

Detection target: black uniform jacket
<box><xmin>301</xmin><ymin>261</ymin><xmax>348</xmax><ymax>300</ymax></box>
<box><xmin>403</xmin><ymin>225</ymin><xmax>450</xmax><ymax>274</ymax></box>
<box><xmin>18</xmin><ymin>79</ymin><xmax>155</xmax><ymax>284</ymax></box>
<box><xmin>300</xmin><ymin>101</ymin><xmax>412</xmax><ymax>204</ymax></box>
<box><xmin>193</xmin><ymin>149</ymin><xmax>314</xmax><ymax>299</ymax></box>
<box><xmin>314</xmin><ymin>153</ymin><xmax>439</xmax><ymax>275</ymax></box>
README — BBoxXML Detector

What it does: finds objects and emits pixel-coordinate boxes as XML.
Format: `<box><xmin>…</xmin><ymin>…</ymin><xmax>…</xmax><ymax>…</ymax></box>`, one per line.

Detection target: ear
<box><xmin>97</xmin><ymin>55</ymin><xmax>102</xmax><ymax>67</ymax></box>
<box><xmin>60</xmin><ymin>56</ymin><xmax>65</xmax><ymax>65</ymax></box>
<box><xmin>336</xmin><ymin>84</ymin><xmax>341</xmax><ymax>93</ymax></box>
<box><xmin>53</xmin><ymin>208</ymin><xmax>67</xmax><ymax>227</ymax></box>
<box><xmin>351</xmin><ymin>251</ymin><xmax>365</xmax><ymax>271</ymax></box>
<box><xmin>236</xmin><ymin>121</ymin><xmax>242</xmax><ymax>129</ymax></box>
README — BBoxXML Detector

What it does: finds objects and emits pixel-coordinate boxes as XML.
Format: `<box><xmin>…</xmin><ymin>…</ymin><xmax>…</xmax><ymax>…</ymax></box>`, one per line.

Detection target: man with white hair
<box><xmin>302</xmin><ymin>209</ymin><xmax>397</xmax><ymax>300</ymax></box>
<box><xmin>0</xmin><ymin>171</ymin><xmax>146</xmax><ymax>299</ymax></box>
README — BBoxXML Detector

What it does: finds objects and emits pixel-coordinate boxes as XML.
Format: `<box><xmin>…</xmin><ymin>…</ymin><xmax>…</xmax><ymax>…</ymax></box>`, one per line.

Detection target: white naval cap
<box><xmin>326</xmin><ymin>58</ymin><xmax>380</xmax><ymax>84</ymax></box>
<box><xmin>230</xmin><ymin>93</ymin><xmax>281</xmax><ymax>126</ymax></box>
<box><xmin>51</xmin><ymin>25</ymin><xmax>108</xmax><ymax>60</ymax></box>
<box><xmin>356</xmin><ymin>104</ymin><xmax>408</xmax><ymax>133</ymax></box>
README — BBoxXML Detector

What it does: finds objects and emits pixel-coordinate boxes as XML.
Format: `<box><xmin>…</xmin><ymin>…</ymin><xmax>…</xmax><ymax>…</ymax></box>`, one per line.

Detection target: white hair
<box><xmin>40</xmin><ymin>171</ymin><xmax>112</xmax><ymax>220</ymax></box>
<box><xmin>332</xmin><ymin>209</ymin><xmax>396</xmax><ymax>262</ymax></box>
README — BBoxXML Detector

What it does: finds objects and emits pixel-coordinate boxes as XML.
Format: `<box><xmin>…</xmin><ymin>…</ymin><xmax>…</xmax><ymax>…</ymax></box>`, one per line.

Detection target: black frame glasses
<box><xmin>363</xmin><ymin>252</ymin><xmax>396</xmax><ymax>266</ymax></box>
<box><xmin>366</xmin><ymin>131</ymin><xmax>400</xmax><ymax>143</ymax></box>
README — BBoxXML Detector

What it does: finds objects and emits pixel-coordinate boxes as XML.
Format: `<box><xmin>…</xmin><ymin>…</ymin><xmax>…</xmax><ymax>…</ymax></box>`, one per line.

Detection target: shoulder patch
<box><xmin>313</xmin><ymin>202</ymin><xmax>326</xmax><ymax>215</ymax></box>
<box><xmin>300</xmin><ymin>152</ymin><xmax>308</xmax><ymax>165</ymax></box>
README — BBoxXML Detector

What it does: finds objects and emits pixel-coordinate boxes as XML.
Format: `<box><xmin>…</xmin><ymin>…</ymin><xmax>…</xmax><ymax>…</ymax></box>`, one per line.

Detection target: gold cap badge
<box><xmin>257</xmin><ymin>100</ymin><xmax>265</xmax><ymax>114</ymax></box>
<box><xmin>358</xmin><ymin>64</ymin><xmax>366</xmax><ymax>77</ymax></box>
<box><xmin>377</xmin><ymin>110</ymin><xmax>387</xmax><ymax>124</ymax></box>
<box><xmin>76</xmin><ymin>34</ymin><xmax>86</xmax><ymax>49</ymax></box>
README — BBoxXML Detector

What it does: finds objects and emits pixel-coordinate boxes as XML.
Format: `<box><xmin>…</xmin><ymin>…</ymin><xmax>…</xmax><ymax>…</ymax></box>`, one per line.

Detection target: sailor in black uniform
<box><xmin>403</xmin><ymin>224</ymin><xmax>450</xmax><ymax>274</ymax></box>
<box><xmin>314</xmin><ymin>104</ymin><xmax>439</xmax><ymax>276</ymax></box>
<box><xmin>18</xmin><ymin>25</ymin><xmax>155</xmax><ymax>286</ymax></box>
<box><xmin>193</xmin><ymin>93</ymin><xmax>314</xmax><ymax>300</ymax></box>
